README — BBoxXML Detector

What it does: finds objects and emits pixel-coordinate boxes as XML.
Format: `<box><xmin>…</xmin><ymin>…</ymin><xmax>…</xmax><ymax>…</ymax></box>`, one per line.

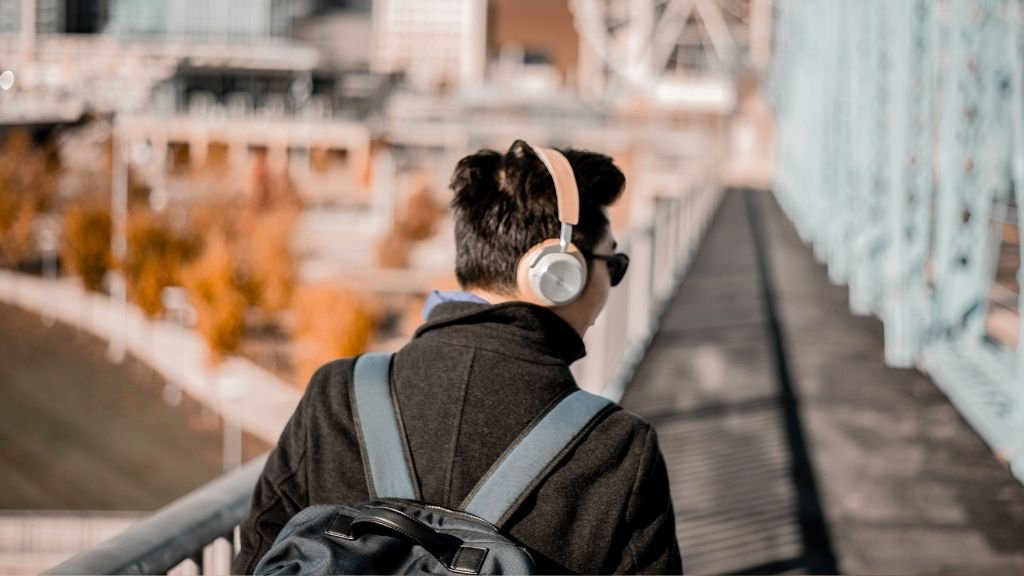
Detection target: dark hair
<box><xmin>449</xmin><ymin>139</ymin><xmax>625</xmax><ymax>294</ymax></box>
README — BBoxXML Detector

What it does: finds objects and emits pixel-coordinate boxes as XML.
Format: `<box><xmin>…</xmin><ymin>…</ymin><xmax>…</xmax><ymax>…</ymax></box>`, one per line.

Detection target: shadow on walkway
<box><xmin>621</xmin><ymin>189</ymin><xmax>1024</xmax><ymax>574</ymax></box>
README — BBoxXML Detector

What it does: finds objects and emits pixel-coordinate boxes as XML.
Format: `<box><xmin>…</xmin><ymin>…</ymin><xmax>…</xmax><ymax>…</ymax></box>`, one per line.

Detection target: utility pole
<box><xmin>107</xmin><ymin>138</ymin><xmax>129</xmax><ymax>364</ymax></box>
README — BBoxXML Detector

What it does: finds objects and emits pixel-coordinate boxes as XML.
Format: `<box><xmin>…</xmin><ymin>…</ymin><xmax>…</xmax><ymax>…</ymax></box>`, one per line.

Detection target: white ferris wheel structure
<box><xmin>569</xmin><ymin>0</ymin><xmax>773</xmax><ymax>104</ymax></box>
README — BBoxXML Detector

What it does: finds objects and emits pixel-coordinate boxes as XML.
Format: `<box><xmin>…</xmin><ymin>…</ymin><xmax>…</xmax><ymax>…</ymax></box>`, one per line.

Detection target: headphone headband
<box><xmin>532</xmin><ymin>146</ymin><xmax>579</xmax><ymax>226</ymax></box>
<box><xmin>515</xmin><ymin>142</ymin><xmax>588</xmax><ymax>307</ymax></box>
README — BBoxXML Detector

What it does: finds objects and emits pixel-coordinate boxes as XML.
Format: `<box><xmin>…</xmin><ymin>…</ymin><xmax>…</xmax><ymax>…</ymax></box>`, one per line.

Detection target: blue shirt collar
<box><xmin>422</xmin><ymin>290</ymin><xmax>490</xmax><ymax>320</ymax></box>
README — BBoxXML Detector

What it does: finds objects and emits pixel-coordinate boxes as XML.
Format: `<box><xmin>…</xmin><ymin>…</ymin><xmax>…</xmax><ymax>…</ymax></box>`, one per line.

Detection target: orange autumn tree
<box><xmin>61</xmin><ymin>201</ymin><xmax>112</xmax><ymax>291</ymax></box>
<box><xmin>241</xmin><ymin>205</ymin><xmax>299</xmax><ymax>318</ymax></box>
<box><xmin>375</xmin><ymin>232</ymin><xmax>413</xmax><ymax>269</ymax></box>
<box><xmin>0</xmin><ymin>130</ymin><xmax>57</xmax><ymax>268</ymax></box>
<box><xmin>239</xmin><ymin>150</ymin><xmax>301</xmax><ymax>317</ymax></box>
<box><xmin>0</xmin><ymin>197</ymin><xmax>37</xmax><ymax>268</ymax></box>
<box><xmin>182</xmin><ymin>232</ymin><xmax>249</xmax><ymax>361</ymax></box>
<box><xmin>374</xmin><ymin>170</ymin><xmax>446</xmax><ymax>268</ymax></box>
<box><xmin>123</xmin><ymin>210</ymin><xmax>200</xmax><ymax>317</ymax></box>
<box><xmin>291</xmin><ymin>282</ymin><xmax>376</xmax><ymax>388</ymax></box>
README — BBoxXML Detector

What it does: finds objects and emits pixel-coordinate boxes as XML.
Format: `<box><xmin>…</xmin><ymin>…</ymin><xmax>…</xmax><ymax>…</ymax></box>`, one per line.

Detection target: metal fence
<box><xmin>772</xmin><ymin>0</ymin><xmax>1024</xmax><ymax>482</ymax></box>
<box><xmin>44</xmin><ymin>455</ymin><xmax>266</xmax><ymax>575</ymax></box>
<box><xmin>579</xmin><ymin>170</ymin><xmax>725</xmax><ymax>402</ymax></box>
<box><xmin>0</xmin><ymin>511</ymin><xmax>143</xmax><ymax>575</ymax></box>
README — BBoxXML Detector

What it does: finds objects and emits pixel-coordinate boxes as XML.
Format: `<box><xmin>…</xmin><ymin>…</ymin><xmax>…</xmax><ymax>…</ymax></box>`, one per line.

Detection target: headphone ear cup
<box><xmin>517</xmin><ymin>243</ymin><xmax>545</xmax><ymax>305</ymax></box>
<box><xmin>517</xmin><ymin>240</ymin><xmax>588</xmax><ymax>307</ymax></box>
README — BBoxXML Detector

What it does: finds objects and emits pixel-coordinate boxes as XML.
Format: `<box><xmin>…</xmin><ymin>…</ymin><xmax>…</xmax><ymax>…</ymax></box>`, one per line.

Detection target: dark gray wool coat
<box><xmin>233</xmin><ymin>301</ymin><xmax>682</xmax><ymax>574</ymax></box>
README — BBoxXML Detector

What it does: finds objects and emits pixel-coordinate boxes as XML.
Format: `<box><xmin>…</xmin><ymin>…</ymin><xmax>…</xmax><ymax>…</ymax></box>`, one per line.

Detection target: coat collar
<box><xmin>414</xmin><ymin>300</ymin><xmax>587</xmax><ymax>365</ymax></box>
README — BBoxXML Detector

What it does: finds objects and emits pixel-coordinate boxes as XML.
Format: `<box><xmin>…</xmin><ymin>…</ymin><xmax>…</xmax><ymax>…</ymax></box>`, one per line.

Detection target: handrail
<box><xmin>44</xmin><ymin>454</ymin><xmax>268</xmax><ymax>575</ymax></box>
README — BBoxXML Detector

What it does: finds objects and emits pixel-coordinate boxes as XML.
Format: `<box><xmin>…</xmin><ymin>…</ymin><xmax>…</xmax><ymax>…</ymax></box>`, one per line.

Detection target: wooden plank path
<box><xmin>621</xmin><ymin>189</ymin><xmax>1024</xmax><ymax>574</ymax></box>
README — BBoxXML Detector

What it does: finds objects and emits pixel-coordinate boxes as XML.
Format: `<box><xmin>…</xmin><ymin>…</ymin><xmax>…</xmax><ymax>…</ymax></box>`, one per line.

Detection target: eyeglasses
<box><xmin>583</xmin><ymin>252</ymin><xmax>630</xmax><ymax>287</ymax></box>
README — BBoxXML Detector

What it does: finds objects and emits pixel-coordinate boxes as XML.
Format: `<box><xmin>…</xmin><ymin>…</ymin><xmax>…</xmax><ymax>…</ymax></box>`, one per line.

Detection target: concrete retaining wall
<box><xmin>0</xmin><ymin>270</ymin><xmax>300</xmax><ymax>446</ymax></box>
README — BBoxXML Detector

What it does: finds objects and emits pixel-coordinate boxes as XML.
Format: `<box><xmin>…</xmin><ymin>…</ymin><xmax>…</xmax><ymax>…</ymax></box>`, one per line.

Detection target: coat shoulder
<box><xmin>297</xmin><ymin>357</ymin><xmax>358</xmax><ymax>431</ymax></box>
<box><xmin>305</xmin><ymin>357</ymin><xmax>356</xmax><ymax>399</ymax></box>
<box><xmin>593</xmin><ymin>404</ymin><xmax>657</xmax><ymax>445</ymax></box>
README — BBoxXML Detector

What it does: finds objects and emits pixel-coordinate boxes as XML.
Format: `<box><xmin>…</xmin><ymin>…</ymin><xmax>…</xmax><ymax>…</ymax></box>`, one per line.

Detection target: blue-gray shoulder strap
<box><xmin>462</xmin><ymin>389</ymin><xmax>613</xmax><ymax>526</ymax></box>
<box><xmin>353</xmin><ymin>352</ymin><xmax>417</xmax><ymax>500</ymax></box>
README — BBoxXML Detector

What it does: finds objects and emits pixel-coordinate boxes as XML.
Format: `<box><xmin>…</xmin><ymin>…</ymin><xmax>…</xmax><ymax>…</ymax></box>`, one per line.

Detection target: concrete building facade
<box><xmin>371</xmin><ymin>0</ymin><xmax>486</xmax><ymax>90</ymax></box>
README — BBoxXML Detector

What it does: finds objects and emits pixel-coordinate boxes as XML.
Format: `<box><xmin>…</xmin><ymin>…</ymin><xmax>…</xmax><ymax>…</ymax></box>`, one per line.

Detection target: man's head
<box><xmin>449</xmin><ymin>140</ymin><xmax>626</xmax><ymax>336</ymax></box>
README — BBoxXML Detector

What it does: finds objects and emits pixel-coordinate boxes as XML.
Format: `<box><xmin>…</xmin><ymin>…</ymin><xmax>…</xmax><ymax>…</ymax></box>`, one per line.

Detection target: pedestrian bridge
<box><xmin>39</xmin><ymin>0</ymin><xmax>1024</xmax><ymax>572</ymax></box>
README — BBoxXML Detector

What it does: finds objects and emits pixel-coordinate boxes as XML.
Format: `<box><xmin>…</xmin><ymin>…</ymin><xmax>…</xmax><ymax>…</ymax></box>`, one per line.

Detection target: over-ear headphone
<box><xmin>515</xmin><ymin>145</ymin><xmax>588</xmax><ymax>307</ymax></box>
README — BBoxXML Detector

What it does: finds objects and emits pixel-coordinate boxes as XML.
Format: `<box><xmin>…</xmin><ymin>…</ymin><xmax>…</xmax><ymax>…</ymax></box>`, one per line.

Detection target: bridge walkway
<box><xmin>621</xmin><ymin>188</ymin><xmax>1024</xmax><ymax>574</ymax></box>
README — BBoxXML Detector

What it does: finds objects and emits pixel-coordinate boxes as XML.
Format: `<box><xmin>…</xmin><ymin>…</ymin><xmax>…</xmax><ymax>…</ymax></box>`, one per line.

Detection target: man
<box><xmin>233</xmin><ymin>140</ymin><xmax>682</xmax><ymax>574</ymax></box>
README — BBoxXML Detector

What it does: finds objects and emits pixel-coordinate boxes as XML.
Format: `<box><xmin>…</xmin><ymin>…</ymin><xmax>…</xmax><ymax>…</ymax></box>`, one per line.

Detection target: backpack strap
<box><xmin>352</xmin><ymin>352</ymin><xmax>417</xmax><ymax>500</ymax></box>
<box><xmin>461</xmin><ymin>389</ymin><xmax>613</xmax><ymax>526</ymax></box>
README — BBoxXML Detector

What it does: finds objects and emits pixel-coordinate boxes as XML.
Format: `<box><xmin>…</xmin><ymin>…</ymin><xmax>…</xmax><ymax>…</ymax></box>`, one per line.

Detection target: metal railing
<box><xmin>45</xmin><ymin>455</ymin><xmax>266</xmax><ymax>575</ymax></box>
<box><xmin>577</xmin><ymin>171</ymin><xmax>724</xmax><ymax>401</ymax></box>
<box><xmin>0</xmin><ymin>511</ymin><xmax>144</xmax><ymax>575</ymax></box>
<box><xmin>772</xmin><ymin>0</ymin><xmax>1024</xmax><ymax>482</ymax></box>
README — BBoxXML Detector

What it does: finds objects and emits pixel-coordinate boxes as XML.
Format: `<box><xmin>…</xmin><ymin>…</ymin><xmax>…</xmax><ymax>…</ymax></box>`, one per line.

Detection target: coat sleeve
<box><xmin>616</xmin><ymin>424</ymin><xmax>684</xmax><ymax>575</ymax></box>
<box><xmin>231</xmin><ymin>368</ymin><xmax>321</xmax><ymax>575</ymax></box>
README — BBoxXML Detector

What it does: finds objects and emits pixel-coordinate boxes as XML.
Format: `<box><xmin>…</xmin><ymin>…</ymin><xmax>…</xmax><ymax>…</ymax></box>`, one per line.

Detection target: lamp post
<box><xmin>36</xmin><ymin>213</ymin><xmax>58</xmax><ymax>326</ymax></box>
<box><xmin>107</xmin><ymin>138</ymin><xmax>153</xmax><ymax>364</ymax></box>
<box><xmin>160</xmin><ymin>285</ymin><xmax>189</xmax><ymax>406</ymax></box>
<box><xmin>107</xmin><ymin>139</ymin><xmax>129</xmax><ymax>363</ymax></box>
<box><xmin>290</xmin><ymin>70</ymin><xmax>313</xmax><ymax>185</ymax></box>
<box><xmin>219</xmin><ymin>373</ymin><xmax>244</xmax><ymax>472</ymax></box>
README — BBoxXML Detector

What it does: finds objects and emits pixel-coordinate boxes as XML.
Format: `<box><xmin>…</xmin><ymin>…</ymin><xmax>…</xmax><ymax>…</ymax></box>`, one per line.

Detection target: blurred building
<box><xmin>0</xmin><ymin>0</ymin><xmax>108</xmax><ymax>33</ymax></box>
<box><xmin>109</xmin><ymin>0</ymin><xmax>292</xmax><ymax>38</ymax></box>
<box><xmin>0</xmin><ymin>0</ymin><xmax>773</xmax><ymax>285</ymax></box>
<box><xmin>371</xmin><ymin>0</ymin><xmax>487</xmax><ymax>90</ymax></box>
<box><xmin>0</xmin><ymin>0</ymin><xmax>295</xmax><ymax>36</ymax></box>
<box><xmin>485</xmin><ymin>0</ymin><xmax>578</xmax><ymax>94</ymax></box>
<box><xmin>63</xmin><ymin>0</ymin><xmax>106</xmax><ymax>32</ymax></box>
<box><xmin>369</xmin><ymin>0</ymin><xmax>578</xmax><ymax>93</ymax></box>
<box><xmin>291</xmin><ymin>0</ymin><xmax>372</xmax><ymax>69</ymax></box>
<box><xmin>0</xmin><ymin>0</ymin><xmax>58</xmax><ymax>33</ymax></box>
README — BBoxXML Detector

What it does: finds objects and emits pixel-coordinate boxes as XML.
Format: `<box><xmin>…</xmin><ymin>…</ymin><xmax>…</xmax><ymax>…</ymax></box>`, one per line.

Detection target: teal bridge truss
<box><xmin>772</xmin><ymin>0</ymin><xmax>1024</xmax><ymax>482</ymax></box>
